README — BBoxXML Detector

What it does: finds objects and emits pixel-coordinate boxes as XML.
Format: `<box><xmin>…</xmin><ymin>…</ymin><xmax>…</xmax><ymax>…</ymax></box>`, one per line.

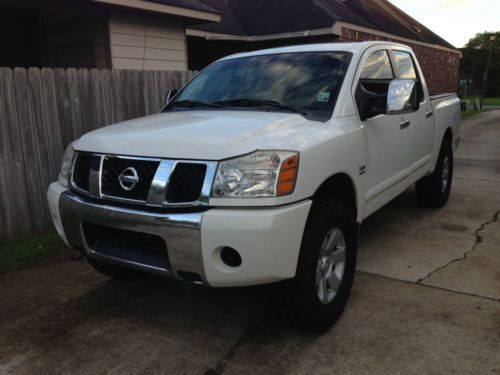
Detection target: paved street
<box><xmin>1</xmin><ymin>111</ymin><xmax>499</xmax><ymax>375</ymax></box>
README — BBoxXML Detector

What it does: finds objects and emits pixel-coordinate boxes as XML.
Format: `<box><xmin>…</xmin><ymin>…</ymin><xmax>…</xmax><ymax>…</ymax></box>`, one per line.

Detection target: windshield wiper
<box><xmin>170</xmin><ymin>100</ymin><xmax>221</xmax><ymax>109</ymax></box>
<box><xmin>214</xmin><ymin>98</ymin><xmax>307</xmax><ymax>116</ymax></box>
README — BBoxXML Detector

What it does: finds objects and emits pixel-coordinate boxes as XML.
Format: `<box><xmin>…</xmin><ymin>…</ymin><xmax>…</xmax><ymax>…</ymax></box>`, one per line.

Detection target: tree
<box><xmin>464</xmin><ymin>31</ymin><xmax>500</xmax><ymax>49</ymax></box>
<box><xmin>460</xmin><ymin>31</ymin><xmax>500</xmax><ymax>97</ymax></box>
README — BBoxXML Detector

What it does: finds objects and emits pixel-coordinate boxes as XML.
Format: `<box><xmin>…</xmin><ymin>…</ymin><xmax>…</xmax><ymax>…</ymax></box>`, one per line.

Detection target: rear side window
<box><xmin>393</xmin><ymin>51</ymin><xmax>417</xmax><ymax>79</ymax></box>
<box><xmin>360</xmin><ymin>50</ymin><xmax>394</xmax><ymax>79</ymax></box>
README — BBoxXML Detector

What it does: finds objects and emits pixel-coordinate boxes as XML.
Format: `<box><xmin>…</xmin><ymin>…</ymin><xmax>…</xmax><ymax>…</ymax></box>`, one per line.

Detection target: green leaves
<box><xmin>464</xmin><ymin>31</ymin><xmax>500</xmax><ymax>50</ymax></box>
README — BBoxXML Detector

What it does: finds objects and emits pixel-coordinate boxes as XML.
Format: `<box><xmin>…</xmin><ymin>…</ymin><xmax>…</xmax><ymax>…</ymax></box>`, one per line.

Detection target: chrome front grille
<box><xmin>70</xmin><ymin>153</ymin><xmax>217</xmax><ymax>207</ymax></box>
<box><xmin>166</xmin><ymin>163</ymin><xmax>207</xmax><ymax>203</ymax></box>
<box><xmin>72</xmin><ymin>154</ymin><xmax>92</xmax><ymax>193</ymax></box>
<box><xmin>101</xmin><ymin>156</ymin><xmax>160</xmax><ymax>202</ymax></box>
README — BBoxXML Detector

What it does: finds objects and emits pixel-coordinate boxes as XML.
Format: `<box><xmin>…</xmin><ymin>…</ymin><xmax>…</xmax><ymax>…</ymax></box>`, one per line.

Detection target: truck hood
<box><xmin>74</xmin><ymin>110</ymin><xmax>326</xmax><ymax>160</ymax></box>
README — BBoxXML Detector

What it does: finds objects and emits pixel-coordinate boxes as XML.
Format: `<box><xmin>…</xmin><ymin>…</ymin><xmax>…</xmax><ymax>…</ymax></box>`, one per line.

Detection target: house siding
<box><xmin>339</xmin><ymin>27</ymin><xmax>460</xmax><ymax>95</ymax></box>
<box><xmin>109</xmin><ymin>10</ymin><xmax>188</xmax><ymax>70</ymax></box>
<box><xmin>43</xmin><ymin>12</ymin><xmax>109</xmax><ymax>68</ymax></box>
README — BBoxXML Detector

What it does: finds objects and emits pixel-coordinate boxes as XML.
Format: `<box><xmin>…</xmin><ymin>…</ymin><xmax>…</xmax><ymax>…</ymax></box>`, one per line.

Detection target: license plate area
<box><xmin>82</xmin><ymin>222</ymin><xmax>170</xmax><ymax>270</ymax></box>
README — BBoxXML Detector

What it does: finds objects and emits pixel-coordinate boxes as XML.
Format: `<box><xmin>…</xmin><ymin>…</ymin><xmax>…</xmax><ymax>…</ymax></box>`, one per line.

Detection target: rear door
<box><xmin>389</xmin><ymin>49</ymin><xmax>434</xmax><ymax>174</ymax></box>
<box><xmin>354</xmin><ymin>47</ymin><xmax>413</xmax><ymax>212</ymax></box>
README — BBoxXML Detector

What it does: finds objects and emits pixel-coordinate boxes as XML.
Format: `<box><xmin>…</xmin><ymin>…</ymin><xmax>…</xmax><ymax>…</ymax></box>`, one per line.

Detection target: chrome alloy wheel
<box><xmin>442</xmin><ymin>155</ymin><xmax>450</xmax><ymax>193</ymax></box>
<box><xmin>316</xmin><ymin>227</ymin><xmax>346</xmax><ymax>304</ymax></box>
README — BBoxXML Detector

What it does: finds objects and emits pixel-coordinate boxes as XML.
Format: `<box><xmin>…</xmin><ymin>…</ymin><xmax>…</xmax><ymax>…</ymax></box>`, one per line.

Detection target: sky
<box><xmin>389</xmin><ymin>0</ymin><xmax>500</xmax><ymax>48</ymax></box>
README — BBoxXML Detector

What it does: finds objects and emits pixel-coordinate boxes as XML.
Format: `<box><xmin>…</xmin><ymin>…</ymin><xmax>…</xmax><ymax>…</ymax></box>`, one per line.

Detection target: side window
<box><xmin>355</xmin><ymin>50</ymin><xmax>394</xmax><ymax>120</ymax></box>
<box><xmin>360</xmin><ymin>50</ymin><xmax>394</xmax><ymax>80</ymax></box>
<box><xmin>393</xmin><ymin>51</ymin><xmax>417</xmax><ymax>79</ymax></box>
<box><xmin>393</xmin><ymin>50</ymin><xmax>424</xmax><ymax>104</ymax></box>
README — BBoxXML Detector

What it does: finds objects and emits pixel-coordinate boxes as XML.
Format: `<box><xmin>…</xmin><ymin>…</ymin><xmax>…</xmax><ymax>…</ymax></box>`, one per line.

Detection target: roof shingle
<box><xmin>146</xmin><ymin>0</ymin><xmax>219</xmax><ymax>14</ymax></box>
<box><xmin>192</xmin><ymin>0</ymin><xmax>456</xmax><ymax>49</ymax></box>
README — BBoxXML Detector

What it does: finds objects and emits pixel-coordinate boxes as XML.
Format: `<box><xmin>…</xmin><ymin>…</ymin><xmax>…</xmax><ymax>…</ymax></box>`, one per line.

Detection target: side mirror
<box><xmin>164</xmin><ymin>89</ymin><xmax>178</xmax><ymax>106</ymax></box>
<box><xmin>355</xmin><ymin>83</ymin><xmax>387</xmax><ymax>121</ymax></box>
<box><xmin>387</xmin><ymin>79</ymin><xmax>417</xmax><ymax>114</ymax></box>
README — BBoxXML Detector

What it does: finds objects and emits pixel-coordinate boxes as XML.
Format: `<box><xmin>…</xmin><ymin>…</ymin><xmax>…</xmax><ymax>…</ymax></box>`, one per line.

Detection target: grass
<box><xmin>0</xmin><ymin>233</ymin><xmax>66</xmax><ymax>274</ymax></box>
<box><xmin>0</xmin><ymin>96</ymin><xmax>496</xmax><ymax>271</ymax></box>
<box><xmin>462</xmin><ymin>109</ymin><xmax>489</xmax><ymax>118</ymax></box>
<box><xmin>463</xmin><ymin>97</ymin><xmax>500</xmax><ymax>106</ymax></box>
<box><xmin>483</xmin><ymin>97</ymin><xmax>500</xmax><ymax>106</ymax></box>
<box><xmin>461</xmin><ymin>109</ymin><xmax>490</xmax><ymax>118</ymax></box>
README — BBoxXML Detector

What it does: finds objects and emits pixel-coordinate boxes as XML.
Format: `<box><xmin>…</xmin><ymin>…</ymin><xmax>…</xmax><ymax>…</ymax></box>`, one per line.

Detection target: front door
<box><xmin>354</xmin><ymin>48</ymin><xmax>414</xmax><ymax>216</ymax></box>
<box><xmin>390</xmin><ymin>49</ymin><xmax>434</xmax><ymax>173</ymax></box>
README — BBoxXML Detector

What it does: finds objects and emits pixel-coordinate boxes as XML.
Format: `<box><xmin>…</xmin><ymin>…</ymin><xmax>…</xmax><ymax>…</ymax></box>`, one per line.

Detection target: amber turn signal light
<box><xmin>277</xmin><ymin>155</ymin><xmax>299</xmax><ymax>196</ymax></box>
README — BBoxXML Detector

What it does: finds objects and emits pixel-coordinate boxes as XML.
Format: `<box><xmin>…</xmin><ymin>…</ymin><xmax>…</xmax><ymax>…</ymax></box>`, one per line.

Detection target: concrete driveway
<box><xmin>1</xmin><ymin>111</ymin><xmax>499</xmax><ymax>375</ymax></box>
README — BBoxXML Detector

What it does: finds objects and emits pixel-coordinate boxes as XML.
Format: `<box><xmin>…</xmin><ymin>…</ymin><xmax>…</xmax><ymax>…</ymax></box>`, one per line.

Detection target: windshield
<box><xmin>166</xmin><ymin>51</ymin><xmax>352</xmax><ymax>122</ymax></box>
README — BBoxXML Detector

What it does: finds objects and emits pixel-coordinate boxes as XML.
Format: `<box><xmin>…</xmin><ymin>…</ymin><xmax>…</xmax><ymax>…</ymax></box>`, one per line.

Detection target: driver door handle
<box><xmin>400</xmin><ymin>120</ymin><xmax>410</xmax><ymax>129</ymax></box>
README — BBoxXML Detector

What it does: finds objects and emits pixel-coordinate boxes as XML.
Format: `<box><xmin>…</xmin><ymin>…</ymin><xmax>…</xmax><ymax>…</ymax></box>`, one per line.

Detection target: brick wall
<box><xmin>340</xmin><ymin>27</ymin><xmax>460</xmax><ymax>95</ymax></box>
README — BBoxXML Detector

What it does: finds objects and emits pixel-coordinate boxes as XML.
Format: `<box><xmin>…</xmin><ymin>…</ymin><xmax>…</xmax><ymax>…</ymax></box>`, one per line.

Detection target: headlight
<box><xmin>58</xmin><ymin>143</ymin><xmax>75</xmax><ymax>187</ymax></box>
<box><xmin>212</xmin><ymin>151</ymin><xmax>299</xmax><ymax>198</ymax></box>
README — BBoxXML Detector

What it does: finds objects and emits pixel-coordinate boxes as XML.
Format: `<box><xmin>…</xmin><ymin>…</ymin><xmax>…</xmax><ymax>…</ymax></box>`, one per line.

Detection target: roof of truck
<box><xmin>220</xmin><ymin>41</ymin><xmax>411</xmax><ymax>61</ymax></box>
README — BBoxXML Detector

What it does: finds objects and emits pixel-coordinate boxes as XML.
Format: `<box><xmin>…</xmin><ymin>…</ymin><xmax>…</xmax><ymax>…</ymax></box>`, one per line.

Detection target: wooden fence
<box><xmin>0</xmin><ymin>67</ymin><xmax>196</xmax><ymax>242</ymax></box>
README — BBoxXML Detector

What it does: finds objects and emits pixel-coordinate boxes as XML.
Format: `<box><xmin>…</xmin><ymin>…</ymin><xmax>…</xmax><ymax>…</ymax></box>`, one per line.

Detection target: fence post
<box><xmin>0</xmin><ymin>67</ymin><xmax>194</xmax><ymax>242</ymax></box>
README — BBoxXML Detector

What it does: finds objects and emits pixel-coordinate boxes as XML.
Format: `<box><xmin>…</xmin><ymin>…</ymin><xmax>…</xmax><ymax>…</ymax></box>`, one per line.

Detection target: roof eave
<box><xmin>91</xmin><ymin>0</ymin><xmax>221</xmax><ymax>22</ymax></box>
<box><xmin>186</xmin><ymin>27</ymin><xmax>334</xmax><ymax>41</ymax></box>
<box><xmin>332</xmin><ymin>21</ymin><xmax>460</xmax><ymax>54</ymax></box>
<box><xmin>187</xmin><ymin>20</ymin><xmax>460</xmax><ymax>54</ymax></box>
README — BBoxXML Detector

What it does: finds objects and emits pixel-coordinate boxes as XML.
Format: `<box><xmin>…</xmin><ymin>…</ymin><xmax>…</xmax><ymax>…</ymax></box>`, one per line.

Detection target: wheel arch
<box><xmin>429</xmin><ymin>126</ymin><xmax>454</xmax><ymax>176</ymax></box>
<box><xmin>442</xmin><ymin>127</ymin><xmax>453</xmax><ymax>147</ymax></box>
<box><xmin>313</xmin><ymin>173</ymin><xmax>358</xmax><ymax>222</ymax></box>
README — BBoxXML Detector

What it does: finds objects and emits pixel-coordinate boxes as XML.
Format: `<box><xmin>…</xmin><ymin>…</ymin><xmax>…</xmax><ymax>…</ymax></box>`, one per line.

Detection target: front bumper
<box><xmin>47</xmin><ymin>182</ymin><xmax>311</xmax><ymax>287</ymax></box>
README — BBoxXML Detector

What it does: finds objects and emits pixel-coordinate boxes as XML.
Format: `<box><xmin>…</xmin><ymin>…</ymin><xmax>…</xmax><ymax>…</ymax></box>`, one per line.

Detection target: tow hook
<box><xmin>178</xmin><ymin>271</ymin><xmax>205</xmax><ymax>288</ymax></box>
<box><xmin>70</xmin><ymin>246</ymin><xmax>87</xmax><ymax>261</ymax></box>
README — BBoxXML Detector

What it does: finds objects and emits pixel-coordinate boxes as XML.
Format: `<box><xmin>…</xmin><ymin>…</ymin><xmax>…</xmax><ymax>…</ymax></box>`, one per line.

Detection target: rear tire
<box><xmin>416</xmin><ymin>140</ymin><xmax>453</xmax><ymax>208</ymax></box>
<box><xmin>288</xmin><ymin>199</ymin><xmax>357</xmax><ymax>333</ymax></box>
<box><xmin>87</xmin><ymin>257</ymin><xmax>145</xmax><ymax>281</ymax></box>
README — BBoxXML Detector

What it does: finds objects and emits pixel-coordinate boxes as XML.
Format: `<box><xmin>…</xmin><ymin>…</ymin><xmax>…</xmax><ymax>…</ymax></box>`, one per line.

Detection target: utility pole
<box><xmin>480</xmin><ymin>34</ymin><xmax>496</xmax><ymax>109</ymax></box>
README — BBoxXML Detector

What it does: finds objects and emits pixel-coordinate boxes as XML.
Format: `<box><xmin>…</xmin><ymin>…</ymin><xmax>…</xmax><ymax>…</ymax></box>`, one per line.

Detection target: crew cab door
<box><xmin>354</xmin><ymin>48</ymin><xmax>414</xmax><ymax>214</ymax></box>
<box><xmin>389</xmin><ymin>49</ymin><xmax>434</xmax><ymax>173</ymax></box>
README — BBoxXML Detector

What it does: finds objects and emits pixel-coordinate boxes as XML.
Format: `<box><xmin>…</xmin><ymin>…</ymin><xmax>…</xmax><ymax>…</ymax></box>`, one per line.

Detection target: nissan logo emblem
<box><xmin>118</xmin><ymin>167</ymin><xmax>139</xmax><ymax>191</ymax></box>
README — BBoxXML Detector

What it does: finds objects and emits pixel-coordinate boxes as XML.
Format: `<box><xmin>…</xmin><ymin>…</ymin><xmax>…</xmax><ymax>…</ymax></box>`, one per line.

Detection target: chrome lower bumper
<box><xmin>59</xmin><ymin>191</ymin><xmax>206</xmax><ymax>283</ymax></box>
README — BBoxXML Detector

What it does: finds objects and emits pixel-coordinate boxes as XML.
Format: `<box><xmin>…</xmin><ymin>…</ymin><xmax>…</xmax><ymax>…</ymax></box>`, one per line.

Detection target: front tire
<box><xmin>416</xmin><ymin>140</ymin><xmax>453</xmax><ymax>208</ymax></box>
<box><xmin>289</xmin><ymin>199</ymin><xmax>358</xmax><ymax>333</ymax></box>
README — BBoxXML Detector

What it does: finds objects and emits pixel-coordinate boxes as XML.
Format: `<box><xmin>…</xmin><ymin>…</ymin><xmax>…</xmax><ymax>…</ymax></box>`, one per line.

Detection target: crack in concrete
<box><xmin>358</xmin><ymin>271</ymin><xmax>500</xmax><ymax>302</ymax></box>
<box><xmin>204</xmin><ymin>208</ymin><xmax>500</xmax><ymax>375</ymax></box>
<box><xmin>417</xmin><ymin>282</ymin><xmax>500</xmax><ymax>303</ymax></box>
<box><xmin>454</xmin><ymin>177</ymin><xmax>500</xmax><ymax>183</ymax></box>
<box><xmin>416</xmin><ymin>210</ymin><xmax>500</xmax><ymax>284</ymax></box>
<box><xmin>203</xmin><ymin>302</ymin><xmax>272</xmax><ymax>375</ymax></box>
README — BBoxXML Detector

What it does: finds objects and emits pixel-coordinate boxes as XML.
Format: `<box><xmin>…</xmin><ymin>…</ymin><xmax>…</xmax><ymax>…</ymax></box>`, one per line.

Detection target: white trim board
<box><xmin>187</xmin><ymin>21</ymin><xmax>459</xmax><ymax>55</ymax></box>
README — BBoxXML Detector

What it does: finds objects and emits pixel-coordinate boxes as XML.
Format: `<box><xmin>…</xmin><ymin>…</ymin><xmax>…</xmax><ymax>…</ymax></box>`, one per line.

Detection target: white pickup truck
<box><xmin>48</xmin><ymin>41</ymin><xmax>460</xmax><ymax>331</ymax></box>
